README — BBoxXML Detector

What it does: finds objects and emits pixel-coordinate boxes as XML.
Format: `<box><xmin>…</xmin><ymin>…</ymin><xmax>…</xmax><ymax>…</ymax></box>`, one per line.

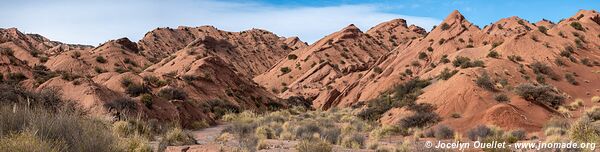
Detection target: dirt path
<box><xmin>190</xmin><ymin>124</ymin><xmax>230</xmax><ymax>144</ymax></box>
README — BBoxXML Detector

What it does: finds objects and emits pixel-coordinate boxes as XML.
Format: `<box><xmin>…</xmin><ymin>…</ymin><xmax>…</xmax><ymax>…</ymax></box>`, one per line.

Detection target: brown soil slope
<box><xmin>319</xmin><ymin>10</ymin><xmax>600</xmax><ymax>133</ymax></box>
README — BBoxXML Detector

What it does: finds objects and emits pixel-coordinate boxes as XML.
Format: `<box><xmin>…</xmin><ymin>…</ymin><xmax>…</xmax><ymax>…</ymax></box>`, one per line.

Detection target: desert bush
<box><xmin>0</xmin><ymin>48</ymin><xmax>14</xmax><ymax>55</ymax></box>
<box><xmin>437</xmin><ymin>68</ymin><xmax>458</xmax><ymax>80</ymax></box>
<box><xmin>280</xmin><ymin>67</ymin><xmax>291</xmax><ymax>74</ymax></box>
<box><xmin>294</xmin><ymin>122</ymin><xmax>321</xmax><ymax>140</ymax></box>
<box><xmin>71</xmin><ymin>51</ymin><xmax>81</xmax><ymax>58</ymax></box>
<box><xmin>508</xmin><ymin>55</ymin><xmax>523</xmax><ymax>62</ymax></box>
<box><xmin>554</xmin><ymin>58</ymin><xmax>567</xmax><ymax>66</ymax></box>
<box><xmin>510</xmin><ymin>129</ymin><xmax>527</xmax><ymax>140</ymax></box>
<box><xmin>440</xmin><ymin>23</ymin><xmax>450</xmax><ymax>30</ymax></box>
<box><xmin>369</xmin><ymin>125</ymin><xmax>405</xmax><ymax>140</ymax></box>
<box><xmin>544</xmin><ymin>117</ymin><xmax>570</xmax><ymax>130</ymax></box>
<box><xmin>438</xmin><ymin>38</ymin><xmax>446</xmax><ymax>45</ymax></box>
<box><xmin>104</xmin><ymin>97</ymin><xmax>138</xmax><ymax>119</ymax></box>
<box><xmin>119</xmin><ymin>135</ymin><xmax>152</xmax><ymax>152</ymax></box>
<box><xmin>96</xmin><ymin>56</ymin><xmax>107</xmax><ymax>63</ymax></box>
<box><xmin>320</xmin><ymin>127</ymin><xmax>341</xmax><ymax>144</ymax></box>
<box><xmin>476</xmin><ymin>72</ymin><xmax>495</xmax><ymax>91</ymax></box>
<box><xmin>530</xmin><ymin>62</ymin><xmax>559</xmax><ymax>80</ymax></box>
<box><xmin>418</xmin><ymin>52</ymin><xmax>428</xmax><ymax>60</ymax></box>
<box><xmin>487</xmin><ymin>50</ymin><xmax>500</xmax><ymax>58</ymax></box>
<box><xmin>398</xmin><ymin>110</ymin><xmax>441</xmax><ymax>129</ymax></box>
<box><xmin>181</xmin><ymin>74</ymin><xmax>197</xmax><ymax>84</ymax></box>
<box><xmin>158</xmin><ymin>87</ymin><xmax>187</xmax><ymax>100</ymax></box>
<box><xmin>114</xmin><ymin>67</ymin><xmax>128</xmax><ymax>73</ymax></box>
<box><xmin>341</xmin><ymin>134</ymin><xmax>366</xmax><ymax>149</ymax></box>
<box><xmin>568</xmin><ymin>116</ymin><xmax>600</xmax><ymax>143</ymax></box>
<box><xmin>125</xmin><ymin>83</ymin><xmax>150</xmax><ymax>97</ymax></box>
<box><xmin>515</xmin><ymin>83</ymin><xmax>565</xmax><ymax>109</ymax></box>
<box><xmin>287</xmin><ymin>54</ymin><xmax>298</xmax><ymax>60</ymax></box>
<box><xmin>453</xmin><ymin>56</ymin><xmax>484</xmax><ymax>68</ymax></box>
<box><xmin>494</xmin><ymin>94</ymin><xmax>509</xmax><ymax>102</ymax></box>
<box><xmin>440</xmin><ymin>55</ymin><xmax>450</xmax><ymax>63</ymax></box>
<box><xmin>581</xmin><ymin>58</ymin><xmax>593</xmax><ymax>67</ymax></box>
<box><xmin>202</xmin><ymin>99</ymin><xmax>241</xmax><ymax>119</ymax></box>
<box><xmin>467</xmin><ymin>125</ymin><xmax>492</xmax><ymax>141</ymax></box>
<box><xmin>255</xmin><ymin>126</ymin><xmax>274</xmax><ymax>139</ymax></box>
<box><xmin>538</xmin><ymin>26</ymin><xmax>548</xmax><ymax>35</ymax></box>
<box><xmin>94</xmin><ymin>66</ymin><xmax>106</xmax><ymax>73</ymax></box>
<box><xmin>6</xmin><ymin>72</ymin><xmax>27</xmax><ymax>82</ymax></box>
<box><xmin>1</xmin><ymin>107</ymin><xmax>120</xmax><ymax>152</ymax></box>
<box><xmin>570</xmin><ymin>22</ymin><xmax>584</xmax><ymax>31</ymax></box>
<box><xmin>223</xmin><ymin>122</ymin><xmax>258</xmax><ymax>151</ymax></box>
<box><xmin>453</xmin><ymin>56</ymin><xmax>471</xmax><ymax>67</ymax></box>
<box><xmin>565</xmin><ymin>73</ymin><xmax>578</xmax><ymax>85</ymax></box>
<box><xmin>139</xmin><ymin>94</ymin><xmax>153</xmax><ymax>109</ymax></box>
<box><xmin>159</xmin><ymin>127</ymin><xmax>195</xmax><ymax>147</ymax></box>
<box><xmin>434</xmin><ymin>125</ymin><xmax>455</xmax><ymax>139</ymax></box>
<box><xmin>358</xmin><ymin>78</ymin><xmax>430</xmax><ymax>121</ymax></box>
<box><xmin>295</xmin><ymin>139</ymin><xmax>333</xmax><ymax>152</ymax></box>
<box><xmin>0</xmin><ymin>131</ymin><xmax>61</xmax><ymax>152</ymax></box>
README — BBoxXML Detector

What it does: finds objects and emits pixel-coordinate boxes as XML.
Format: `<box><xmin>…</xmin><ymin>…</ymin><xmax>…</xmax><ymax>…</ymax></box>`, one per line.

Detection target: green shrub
<box><xmin>510</xmin><ymin>129</ymin><xmax>527</xmax><ymax>140</ymax></box>
<box><xmin>467</xmin><ymin>125</ymin><xmax>492</xmax><ymax>141</ymax></box>
<box><xmin>554</xmin><ymin>58</ymin><xmax>567</xmax><ymax>66</ymax></box>
<box><xmin>515</xmin><ymin>83</ymin><xmax>565</xmax><ymax>109</ymax></box>
<box><xmin>96</xmin><ymin>56</ymin><xmax>107</xmax><ymax>63</ymax></box>
<box><xmin>476</xmin><ymin>72</ymin><xmax>495</xmax><ymax>91</ymax></box>
<box><xmin>181</xmin><ymin>74</ymin><xmax>197</xmax><ymax>83</ymax></box>
<box><xmin>159</xmin><ymin>128</ymin><xmax>195</xmax><ymax>147</ymax></box>
<box><xmin>6</xmin><ymin>72</ymin><xmax>27</xmax><ymax>82</ymax></box>
<box><xmin>581</xmin><ymin>58</ymin><xmax>593</xmax><ymax>67</ymax></box>
<box><xmin>104</xmin><ymin>97</ymin><xmax>138</xmax><ymax>118</ymax></box>
<box><xmin>565</xmin><ymin>73</ymin><xmax>578</xmax><ymax>85</ymax></box>
<box><xmin>440</xmin><ymin>23</ymin><xmax>450</xmax><ymax>30</ymax></box>
<box><xmin>280</xmin><ymin>67</ymin><xmax>291</xmax><ymax>74</ymax></box>
<box><xmin>438</xmin><ymin>38</ymin><xmax>446</xmax><ymax>45</ymax></box>
<box><xmin>114</xmin><ymin>67</ymin><xmax>128</xmax><ymax>73</ymax></box>
<box><xmin>538</xmin><ymin>26</ymin><xmax>548</xmax><ymax>35</ymax></box>
<box><xmin>418</xmin><ymin>52</ymin><xmax>428</xmax><ymax>60</ymax></box>
<box><xmin>437</xmin><ymin>68</ymin><xmax>458</xmax><ymax>80</ymax></box>
<box><xmin>0</xmin><ymin>48</ymin><xmax>14</xmax><ymax>56</ymax></box>
<box><xmin>373</xmin><ymin>67</ymin><xmax>383</xmax><ymax>74</ymax></box>
<box><xmin>295</xmin><ymin>139</ymin><xmax>332</xmax><ymax>152</ymax></box>
<box><xmin>202</xmin><ymin>99</ymin><xmax>241</xmax><ymax>119</ymax></box>
<box><xmin>530</xmin><ymin>62</ymin><xmax>559</xmax><ymax>80</ymax></box>
<box><xmin>125</xmin><ymin>83</ymin><xmax>150</xmax><ymax>97</ymax></box>
<box><xmin>0</xmin><ymin>131</ymin><xmax>62</xmax><ymax>152</ymax></box>
<box><xmin>487</xmin><ymin>50</ymin><xmax>500</xmax><ymax>58</ymax></box>
<box><xmin>508</xmin><ymin>55</ymin><xmax>523</xmax><ymax>62</ymax></box>
<box><xmin>0</xmin><ymin>107</ymin><xmax>120</xmax><ymax>152</ymax></box>
<box><xmin>570</xmin><ymin>22</ymin><xmax>584</xmax><ymax>31</ymax></box>
<box><xmin>398</xmin><ymin>108</ymin><xmax>440</xmax><ymax>129</ymax></box>
<box><xmin>287</xmin><ymin>54</ymin><xmax>298</xmax><ymax>60</ymax></box>
<box><xmin>71</xmin><ymin>51</ymin><xmax>81</xmax><ymax>59</ymax></box>
<box><xmin>357</xmin><ymin>78</ymin><xmax>431</xmax><ymax>121</ymax></box>
<box><xmin>119</xmin><ymin>135</ymin><xmax>152</xmax><ymax>152</ymax></box>
<box><xmin>494</xmin><ymin>94</ymin><xmax>509</xmax><ymax>102</ymax></box>
<box><xmin>453</xmin><ymin>56</ymin><xmax>471</xmax><ymax>67</ymax></box>
<box><xmin>222</xmin><ymin>122</ymin><xmax>258</xmax><ymax>151</ymax></box>
<box><xmin>158</xmin><ymin>87</ymin><xmax>187</xmax><ymax>100</ymax></box>
<box><xmin>434</xmin><ymin>125</ymin><xmax>455</xmax><ymax>139</ymax></box>
<box><xmin>140</xmin><ymin>94</ymin><xmax>153</xmax><ymax>109</ymax></box>
<box><xmin>341</xmin><ymin>134</ymin><xmax>365</xmax><ymax>149</ymax></box>
<box><xmin>94</xmin><ymin>66</ymin><xmax>106</xmax><ymax>73</ymax></box>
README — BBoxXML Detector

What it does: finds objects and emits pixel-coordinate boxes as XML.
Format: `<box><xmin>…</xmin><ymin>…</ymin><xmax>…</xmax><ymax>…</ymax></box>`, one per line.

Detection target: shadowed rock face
<box><xmin>3</xmin><ymin>9</ymin><xmax>600</xmax><ymax>133</ymax></box>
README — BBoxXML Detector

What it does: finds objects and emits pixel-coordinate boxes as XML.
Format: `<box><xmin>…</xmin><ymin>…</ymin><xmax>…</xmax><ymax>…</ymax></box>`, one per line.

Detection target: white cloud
<box><xmin>0</xmin><ymin>0</ymin><xmax>441</xmax><ymax>45</ymax></box>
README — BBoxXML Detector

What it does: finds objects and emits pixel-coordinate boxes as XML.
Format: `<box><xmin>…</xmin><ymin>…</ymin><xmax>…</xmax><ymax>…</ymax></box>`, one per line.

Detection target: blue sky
<box><xmin>0</xmin><ymin>0</ymin><xmax>598</xmax><ymax>45</ymax></box>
